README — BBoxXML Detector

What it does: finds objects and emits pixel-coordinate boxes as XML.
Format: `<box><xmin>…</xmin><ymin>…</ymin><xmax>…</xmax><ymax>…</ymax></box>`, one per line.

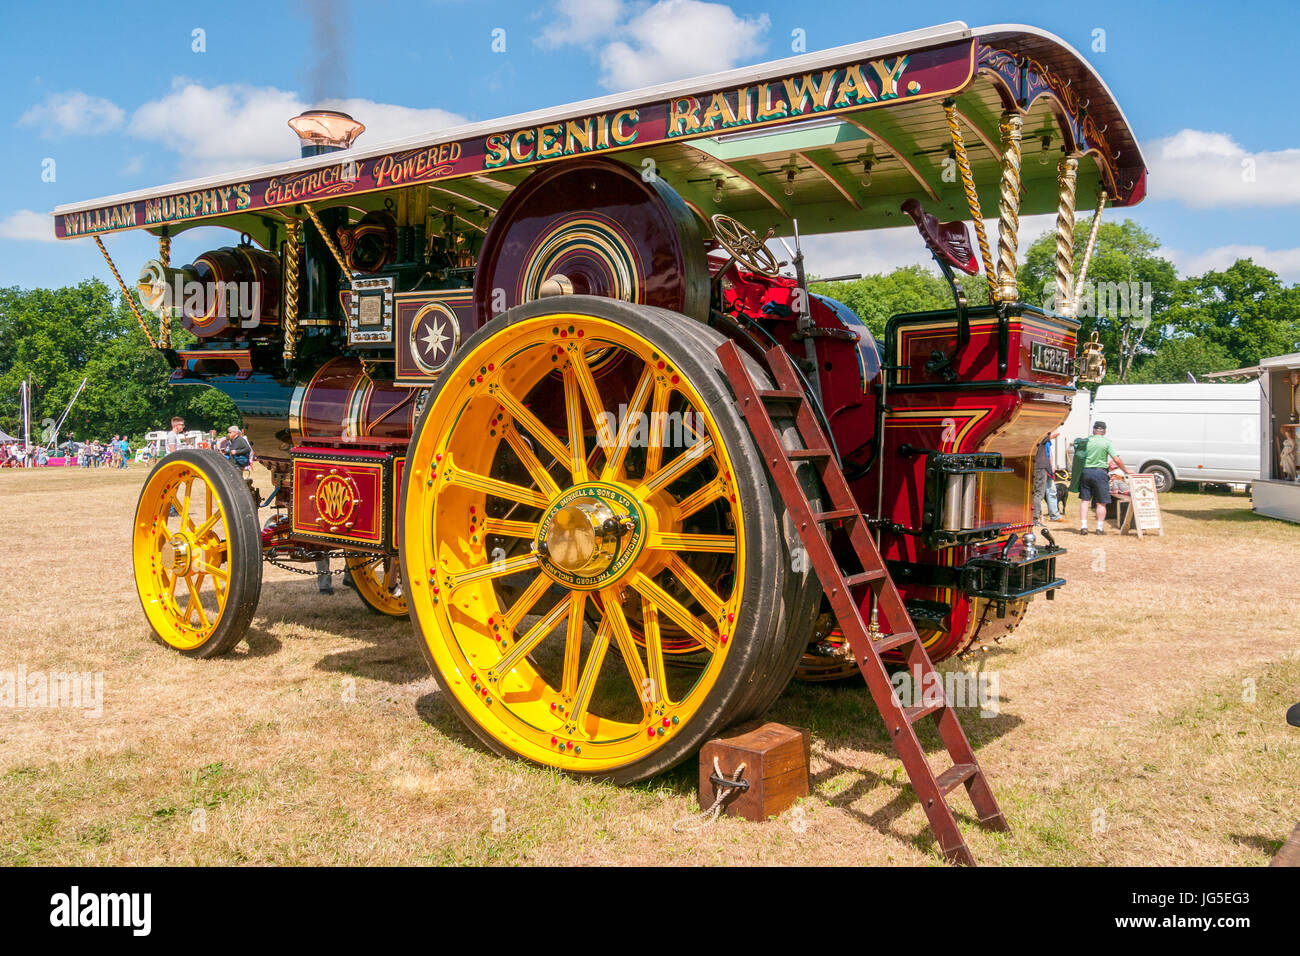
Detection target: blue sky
<box><xmin>2</xmin><ymin>0</ymin><xmax>1297</xmax><ymax>288</ymax></box>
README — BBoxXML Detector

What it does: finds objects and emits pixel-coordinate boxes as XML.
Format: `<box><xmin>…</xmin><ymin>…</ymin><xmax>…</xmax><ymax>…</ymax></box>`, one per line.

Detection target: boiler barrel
<box><xmin>289</xmin><ymin>358</ymin><xmax>417</xmax><ymax>445</ymax></box>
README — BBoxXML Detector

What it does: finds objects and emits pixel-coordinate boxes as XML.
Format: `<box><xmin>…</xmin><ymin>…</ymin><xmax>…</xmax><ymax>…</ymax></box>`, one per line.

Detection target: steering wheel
<box><xmin>710</xmin><ymin>214</ymin><xmax>781</xmax><ymax>278</ymax></box>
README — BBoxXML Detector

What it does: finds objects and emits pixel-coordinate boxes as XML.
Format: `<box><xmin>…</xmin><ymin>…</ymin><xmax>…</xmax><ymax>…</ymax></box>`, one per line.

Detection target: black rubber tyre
<box><xmin>132</xmin><ymin>449</ymin><xmax>262</xmax><ymax>659</ymax></box>
<box><xmin>401</xmin><ymin>295</ymin><xmax>815</xmax><ymax>783</ymax></box>
<box><xmin>1145</xmin><ymin>463</ymin><xmax>1175</xmax><ymax>493</ymax></box>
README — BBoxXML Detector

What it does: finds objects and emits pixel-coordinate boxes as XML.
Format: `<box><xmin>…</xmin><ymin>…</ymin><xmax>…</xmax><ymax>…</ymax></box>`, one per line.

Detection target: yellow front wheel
<box><xmin>132</xmin><ymin>450</ymin><xmax>262</xmax><ymax>657</ymax></box>
<box><xmin>401</xmin><ymin>297</ymin><xmax>817</xmax><ymax>783</ymax></box>
<box><xmin>345</xmin><ymin>554</ymin><xmax>407</xmax><ymax>616</ymax></box>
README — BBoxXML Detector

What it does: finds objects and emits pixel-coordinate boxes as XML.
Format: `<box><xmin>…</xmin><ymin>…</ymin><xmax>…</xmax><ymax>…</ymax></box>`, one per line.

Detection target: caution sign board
<box><xmin>1120</xmin><ymin>473</ymin><xmax>1164</xmax><ymax>537</ymax></box>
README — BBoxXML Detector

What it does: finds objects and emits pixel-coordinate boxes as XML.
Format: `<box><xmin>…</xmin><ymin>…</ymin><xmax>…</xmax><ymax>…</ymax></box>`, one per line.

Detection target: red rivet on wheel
<box><xmin>550</xmin><ymin>702</ymin><xmax>556</xmax><ymax>710</ymax></box>
<box><xmin>576</xmin><ymin>330</ymin><xmax>584</xmax><ymax>337</ymax></box>
<box><xmin>657</xmin><ymin>360</ymin><xmax>665</xmax><ymax>370</ymax></box>
<box><xmin>432</xmin><ymin>586</ymin><xmax>440</xmax><ymax>594</ymax></box>
<box><xmin>727</xmin><ymin>613</ymin><xmax>735</xmax><ymax>623</ymax></box>
<box><xmin>721</xmin><ymin>634</ymin><xmax>729</xmax><ymax>644</ymax></box>
<box><xmin>551</xmin><ymin>736</ymin><xmax>558</xmax><ymax>745</ymax></box>
<box><xmin>662</xmin><ymin>718</ymin><xmax>670</xmax><ymax>728</ymax></box>
<box><xmin>476</xmin><ymin>375</ymin><xmax>484</xmax><ymax>383</ymax></box>
<box><xmin>560</xmin><ymin>330</ymin><xmax>568</xmax><ymax>338</ymax></box>
<box><xmin>435</xmin><ymin>453</ymin><xmax>443</xmax><ymax>462</ymax></box>
<box><xmin>647</xmin><ymin>727</ymin><xmax>656</xmax><ymax>738</ymax></box>
<box><xmin>488</xmin><ymin>363</ymin><xmax>495</xmax><ymax>371</ymax></box>
<box><xmin>670</xmin><ymin>374</ymin><xmax>680</xmax><ymax>385</ymax></box>
<box><xmin>471</xmin><ymin>673</ymin><xmax>477</xmax><ymax>682</ymax></box>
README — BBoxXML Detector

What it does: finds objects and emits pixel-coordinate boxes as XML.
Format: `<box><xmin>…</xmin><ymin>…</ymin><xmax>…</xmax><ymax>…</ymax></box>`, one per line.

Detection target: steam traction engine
<box><xmin>57</xmin><ymin>22</ymin><xmax>1144</xmax><ymax>847</ymax></box>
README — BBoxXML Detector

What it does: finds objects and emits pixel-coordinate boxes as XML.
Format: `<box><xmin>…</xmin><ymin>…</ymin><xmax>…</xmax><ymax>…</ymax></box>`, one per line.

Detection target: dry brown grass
<box><xmin>0</xmin><ymin>464</ymin><xmax>1296</xmax><ymax>865</ymax></box>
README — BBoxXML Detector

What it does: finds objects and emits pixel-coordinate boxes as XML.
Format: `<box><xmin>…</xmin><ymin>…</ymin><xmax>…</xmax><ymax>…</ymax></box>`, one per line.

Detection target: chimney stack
<box><xmin>288</xmin><ymin>109</ymin><xmax>365</xmax><ymax>158</ymax></box>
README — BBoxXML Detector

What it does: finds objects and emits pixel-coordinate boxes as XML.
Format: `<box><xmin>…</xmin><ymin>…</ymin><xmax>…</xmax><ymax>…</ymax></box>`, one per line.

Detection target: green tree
<box><xmin>1127</xmin><ymin>336</ymin><xmax>1237</xmax><ymax>383</ymax></box>
<box><xmin>0</xmin><ymin>280</ymin><xmax>238</xmax><ymax>443</ymax></box>
<box><xmin>1019</xmin><ymin>218</ymin><xmax>1179</xmax><ymax>382</ymax></box>
<box><xmin>811</xmin><ymin>263</ymin><xmax>989</xmax><ymax>340</ymax></box>
<box><xmin>1164</xmin><ymin>259</ymin><xmax>1300</xmax><ymax>367</ymax></box>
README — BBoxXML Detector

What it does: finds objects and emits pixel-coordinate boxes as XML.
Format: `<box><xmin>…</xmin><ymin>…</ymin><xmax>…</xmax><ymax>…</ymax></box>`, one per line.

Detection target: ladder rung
<box><xmin>787</xmin><ymin>447</ymin><xmax>832</xmax><ymax>461</ymax></box>
<box><xmin>757</xmin><ymin>389</ymin><xmax>805</xmax><ymax>403</ymax></box>
<box><xmin>904</xmin><ymin>699</ymin><xmax>945</xmax><ymax>724</ymax></box>
<box><xmin>843</xmin><ymin>569</ymin><xmax>886</xmax><ymax>588</ymax></box>
<box><xmin>935</xmin><ymin>763</ymin><xmax>979</xmax><ymax>795</ymax></box>
<box><xmin>814</xmin><ymin>508</ymin><xmax>859</xmax><ymax>524</ymax></box>
<box><xmin>870</xmin><ymin>630</ymin><xmax>917</xmax><ymax>654</ymax></box>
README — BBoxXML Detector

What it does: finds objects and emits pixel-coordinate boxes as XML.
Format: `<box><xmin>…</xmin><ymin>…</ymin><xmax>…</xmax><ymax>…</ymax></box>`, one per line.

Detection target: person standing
<box><xmin>1034</xmin><ymin>430</ymin><xmax>1062</xmax><ymax>525</ymax></box>
<box><xmin>1076</xmin><ymin>421</ymin><xmax>1132</xmax><ymax>535</ymax></box>
<box><xmin>222</xmin><ymin>425</ymin><xmax>252</xmax><ymax>471</ymax></box>
<box><xmin>164</xmin><ymin>417</ymin><xmax>186</xmax><ymax>456</ymax></box>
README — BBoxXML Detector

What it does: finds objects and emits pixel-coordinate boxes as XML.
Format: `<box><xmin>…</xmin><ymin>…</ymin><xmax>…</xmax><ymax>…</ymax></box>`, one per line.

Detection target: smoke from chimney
<box><xmin>304</xmin><ymin>0</ymin><xmax>348</xmax><ymax>104</ymax></box>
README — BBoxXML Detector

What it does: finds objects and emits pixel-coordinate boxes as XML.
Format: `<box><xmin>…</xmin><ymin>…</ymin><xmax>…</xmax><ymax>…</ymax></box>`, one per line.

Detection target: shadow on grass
<box><xmin>1229</xmin><ymin>832</ymin><xmax>1285</xmax><ymax>857</ymax></box>
<box><xmin>1160</xmin><ymin>506</ymin><xmax>1269</xmax><ymax>523</ymax></box>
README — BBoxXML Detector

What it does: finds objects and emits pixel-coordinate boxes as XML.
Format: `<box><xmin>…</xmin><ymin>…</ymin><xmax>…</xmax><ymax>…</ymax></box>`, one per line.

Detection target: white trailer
<box><xmin>1253</xmin><ymin>352</ymin><xmax>1300</xmax><ymax>523</ymax></box>
<box><xmin>1086</xmin><ymin>383</ymin><xmax>1261</xmax><ymax>492</ymax></box>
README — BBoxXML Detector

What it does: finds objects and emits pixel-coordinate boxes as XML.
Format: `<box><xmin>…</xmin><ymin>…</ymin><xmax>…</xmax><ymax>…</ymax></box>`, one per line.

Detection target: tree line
<box><xmin>0</xmin><ymin>281</ymin><xmax>237</xmax><ymax>444</ymax></box>
<box><xmin>815</xmin><ymin>218</ymin><xmax>1300</xmax><ymax>384</ymax></box>
<box><xmin>3</xmin><ymin>218</ymin><xmax>1298</xmax><ymax>440</ymax></box>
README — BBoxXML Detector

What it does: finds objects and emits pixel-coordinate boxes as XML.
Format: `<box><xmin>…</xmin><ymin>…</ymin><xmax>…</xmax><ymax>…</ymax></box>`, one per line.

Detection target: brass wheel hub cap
<box><xmin>163</xmin><ymin>533</ymin><xmax>193</xmax><ymax>575</ymax></box>
<box><xmin>536</xmin><ymin>483</ymin><xmax>645</xmax><ymax>590</ymax></box>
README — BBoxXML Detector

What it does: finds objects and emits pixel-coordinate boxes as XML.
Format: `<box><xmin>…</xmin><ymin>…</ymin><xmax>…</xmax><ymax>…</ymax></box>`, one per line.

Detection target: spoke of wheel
<box><xmin>201</xmin><ymin>561</ymin><xmax>228</xmax><ymax>603</ymax></box>
<box><xmin>571</xmin><ymin>348</ymin><xmax>616</xmax><ymax>455</ymax></box>
<box><xmin>561</xmin><ymin>592</ymin><xmax>586</xmax><ymax>698</ymax></box>
<box><xmin>502</xmin><ymin>426</ymin><xmax>561</xmax><ymax>498</ymax></box>
<box><xmin>190</xmin><ymin>572</ymin><xmax>211</xmax><ymax>628</ymax></box>
<box><xmin>180</xmin><ymin>478</ymin><xmax>195</xmax><ymax>530</ymax></box>
<box><xmin>660</xmin><ymin>554</ymin><xmax>727</xmax><ymax>620</ymax></box>
<box><xmin>562</xmin><ymin>366</ymin><xmax>587</xmax><ymax>482</ymax></box>
<box><xmin>492</xmin><ymin>383</ymin><xmax>570</xmax><ymax>466</ymax></box>
<box><xmin>643</xmin><ymin>381</ymin><xmax>670</xmax><ymax>477</ymax></box>
<box><xmin>569</xmin><ymin>617</ymin><xmax>612</xmax><ymax>732</ymax></box>
<box><xmin>602</xmin><ymin>365</ymin><xmax>654</xmax><ymax>482</ymax></box>
<box><xmin>479</xmin><ymin>517</ymin><xmax>540</xmax><ymax>539</ymax></box>
<box><xmin>646</xmin><ymin>532</ymin><xmax>735</xmax><ymax>554</ymax></box>
<box><xmin>604</xmin><ymin>594</ymin><xmax>652</xmax><ymax>720</ymax></box>
<box><xmin>500</xmin><ymin>571</ymin><xmax>552</xmax><ymax>633</ymax></box>
<box><xmin>446</xmin><ymin>552</ymin><xmax>539</xmax><ymax>592</ymax></box>
<box><xmin>492</xmin><ymin>594</ymin><xmax>571</xmax><ymax>677</ymax></box>
<box><xmin>161</xmin><ymin>489</ymin><xmax>183</xmax><ymax>528</ymax></box>
<box><xmin>630</xmin><ymin>572</ymin><xmax>718</xmax><ymax>653</ymax></box>
<box><xmin>182</xmin><ymin>577</ymin><xmax>200</xmax><ymax>626</ymax></box>
<box><xmin>193</xmin><ymin>510</ymin><xmax>222</xmax><ymax>542</ymax></box>
<box><xmin>673</xmin><ymin>477</ymin><xmax>727</xmax><ymax>521</ymax></box>
<box><xmin>639</xmin><ymin>436</ymin><xmax>715</xmax><ymax>497</ymax></box>
<box><xmin>447</xmin><ymin>466</ymin><xmax>551</xmax><ymax>509</ymax></box>
<box><xmin>641</xmin><ymin>596</ymin><xmax>671</xmax><ymax>707</ymax></box>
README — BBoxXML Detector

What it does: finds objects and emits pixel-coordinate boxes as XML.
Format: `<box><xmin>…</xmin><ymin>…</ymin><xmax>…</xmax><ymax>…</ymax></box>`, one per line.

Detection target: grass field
<box><xmin>1</xmin><ymin>464</ymin><xmax>1296</xmax><ymax>865</ymax></box>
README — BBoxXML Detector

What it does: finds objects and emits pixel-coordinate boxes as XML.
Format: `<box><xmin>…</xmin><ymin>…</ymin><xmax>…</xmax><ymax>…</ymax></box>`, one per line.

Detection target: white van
<box><xmin>1088</xmin><ymin>383</ymin><xmax>1261</xmax><ymax>492</ymax></box>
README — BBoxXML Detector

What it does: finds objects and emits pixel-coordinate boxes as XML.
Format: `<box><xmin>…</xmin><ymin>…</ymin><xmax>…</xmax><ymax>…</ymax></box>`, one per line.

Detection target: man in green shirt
<box><xmin>1076</xmin><ymin>421</ymin><xmax>1132</xmax><ymax>535</ymax></box>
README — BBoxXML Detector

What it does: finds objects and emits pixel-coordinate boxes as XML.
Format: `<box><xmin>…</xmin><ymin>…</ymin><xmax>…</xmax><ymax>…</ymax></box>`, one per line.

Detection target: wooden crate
<box><xmin>698</xmin><ymin>721</ymin><xmax>810</xmax><ymax>822</ymax></box>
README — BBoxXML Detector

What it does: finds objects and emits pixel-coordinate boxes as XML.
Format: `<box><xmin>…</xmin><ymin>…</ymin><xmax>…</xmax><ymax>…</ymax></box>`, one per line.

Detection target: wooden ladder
<box><xmin>716</xmin><ymin>340</ymin><xmax>1009</xmax><ymax>865</ymax></box>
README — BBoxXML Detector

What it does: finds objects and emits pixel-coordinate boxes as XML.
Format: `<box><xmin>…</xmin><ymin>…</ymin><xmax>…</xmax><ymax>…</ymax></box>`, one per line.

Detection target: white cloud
<box><xmin>540</xmin><ymin>0</ymin><xmax>770</xmax><ymax>89</ymax></box>
<box><xmin>1146</xmin><ymin>129</ymin><xmax>1300</xmax><ymax>208</ymax></box>
<box><xmin>0</xmin><ymin>210</ymin><xmax>60</xmax><ymax>243</ymax></box>
<box><xmin>18</xmin><ymin>90</ymin><xmax>125</xmax><ymax>137</ymax></box>
<box><xmin>129</xmin><ymin>80</ymin><xmax>468</xmax><ymax>176</ymax></box>
<box><xmin>1161</xmin><ymin>243</ymin><xmax>1300</xmax><ymax>284</ymax></box>
<box><xmin>538</xmin><ymin>0</ymin><xmax>626</xmax><ymax>49</ymax></box>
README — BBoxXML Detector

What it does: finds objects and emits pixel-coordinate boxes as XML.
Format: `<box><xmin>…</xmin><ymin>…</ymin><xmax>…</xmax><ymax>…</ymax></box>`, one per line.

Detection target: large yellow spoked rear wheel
<box><xmin>402</xmin><ymin>296</ymin><xmax>817</xmax><ymax>783</ymax></box>
<box><xmin>132</xmin><ymin>449</ymin><xmax>262</xmax><ymax>658</ymax></box>
<box><xmin>346</xmin><ymin>554</ymin><xmax>407</xmax><ymax>616</ymax></box>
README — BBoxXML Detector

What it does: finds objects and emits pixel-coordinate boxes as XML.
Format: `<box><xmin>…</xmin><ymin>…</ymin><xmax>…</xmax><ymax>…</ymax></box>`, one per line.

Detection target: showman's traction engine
<box><xmin>56</xmin><ymin>22</ymin><xmax>1146</xmax><ymax>849</ymax></box>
